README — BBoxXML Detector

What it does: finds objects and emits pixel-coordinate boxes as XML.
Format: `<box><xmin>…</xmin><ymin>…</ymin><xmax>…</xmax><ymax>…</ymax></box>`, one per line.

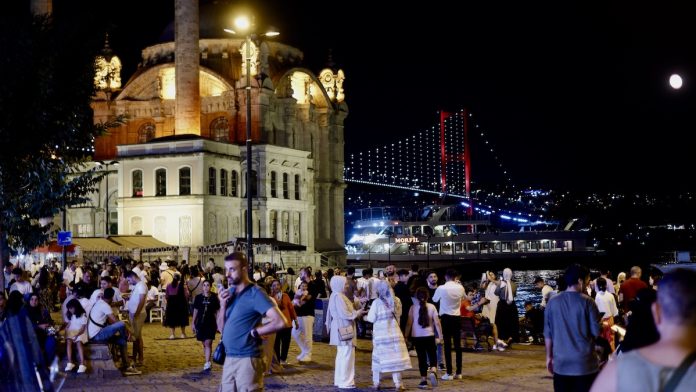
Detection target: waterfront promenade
<box><xmin>61</xmin><ymin>321</ymin><xmax>552</xmax><ymax>392</ymax></box>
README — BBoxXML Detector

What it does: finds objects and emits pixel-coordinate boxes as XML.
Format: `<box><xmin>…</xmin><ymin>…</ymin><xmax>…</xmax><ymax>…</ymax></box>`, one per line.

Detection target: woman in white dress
<box><xmin>365</xmin><ymin>280</ymin><xmax>411</xmax><ymax>391</ymax></box>
<box><xmin>325</xmin><ymin>275</ymin><xmax>367</xmax><ymax>389</ymax></box>
<box><xmin>476</xmin><ymin>271</ymin><xmax>506</xmax><ymax>351</ymax></box>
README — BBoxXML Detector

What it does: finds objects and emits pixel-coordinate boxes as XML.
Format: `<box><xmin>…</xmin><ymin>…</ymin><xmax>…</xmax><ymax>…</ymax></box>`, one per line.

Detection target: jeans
<box><xmin>91</xmin><ymin>321</ymin><xmax>127</xmax><ymax>348</ymax></box>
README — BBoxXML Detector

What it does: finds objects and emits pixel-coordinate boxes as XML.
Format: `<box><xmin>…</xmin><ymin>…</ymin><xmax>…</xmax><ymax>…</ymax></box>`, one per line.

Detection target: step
<box><xmin>61</xmin><ymin>343</ymin><xmax>122</xmax><ymax>379</ymax></box>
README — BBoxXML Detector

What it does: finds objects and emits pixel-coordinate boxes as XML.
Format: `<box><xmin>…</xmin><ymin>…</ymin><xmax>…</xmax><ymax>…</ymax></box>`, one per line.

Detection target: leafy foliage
<box><xmin>0</xmin><ymin>9</ymin><xmax>119</xmax><ymax>255</ymax></box>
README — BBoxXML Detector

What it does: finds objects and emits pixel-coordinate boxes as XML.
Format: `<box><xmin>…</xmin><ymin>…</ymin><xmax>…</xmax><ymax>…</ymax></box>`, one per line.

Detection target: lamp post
<box><xmin>96</xmin><ymin>160</ymin><xmax>119</xmax><ymax>236</ymax></box>
<box><xmin>224</xmin><ymin>16</ymin><xmax>278</xmax><ymax>273</ymax></box>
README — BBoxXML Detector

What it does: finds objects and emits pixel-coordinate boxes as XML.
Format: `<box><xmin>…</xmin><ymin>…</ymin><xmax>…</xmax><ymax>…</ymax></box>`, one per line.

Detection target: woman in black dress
<box><xmin>192</xmin><ymin>280</ymin><xmax>220</xmax><ymax>372</ymax></box>
<box><xmin>164</xmin><ymin>273</ymin><xmax>189</xmax><ymax>339</ymax></box>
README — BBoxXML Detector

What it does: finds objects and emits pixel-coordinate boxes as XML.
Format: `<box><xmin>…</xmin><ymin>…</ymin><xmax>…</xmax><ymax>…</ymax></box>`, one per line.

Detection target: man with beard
<box><xmin>217</xmin><ymin>252</ymin><xmax>286</xmax><ymax>392</ymax></box>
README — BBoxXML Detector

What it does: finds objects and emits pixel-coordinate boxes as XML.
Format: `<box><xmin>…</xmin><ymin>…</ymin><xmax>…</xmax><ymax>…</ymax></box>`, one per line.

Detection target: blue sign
<box><xmin>57</xmin><ymin>231</ymin><xmax>72</xmax><ymax>246</ymax></box>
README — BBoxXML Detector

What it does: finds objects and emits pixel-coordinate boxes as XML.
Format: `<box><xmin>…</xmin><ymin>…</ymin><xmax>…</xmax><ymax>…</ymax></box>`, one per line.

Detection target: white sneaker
<box><xmin>77</xmin><ymin>365</ymin><xmax>87</xmax><ymax>374</ymax></box>
<box><xmin>441</xmin><ymin>373</ymin><xmax>454</xmax><ymax>381</ymax></box>
<box><xmin>168</xmin><ymin>334</ymin><xmax>175</xmax><ymax>340</ymax></box>
<box><xmin>64</xmin><ymin>363</ymin><xmax>75</xmax><ymax>372</ymax></box>
<box><xmin>496</xmin><ymin>339</ymin><xmax>508</xmax><ymax>348</ymax></box>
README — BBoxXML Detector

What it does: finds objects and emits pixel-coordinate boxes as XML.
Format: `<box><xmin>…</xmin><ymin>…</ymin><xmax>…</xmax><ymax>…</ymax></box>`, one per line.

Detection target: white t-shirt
<box><xmin>9</xmin><ymin>280</ymin><xmax>33</xmax><ymax>295</ymax></box>
<box><xmin>88</xmin><ymin>300</ymin><xmax>113</xmax><ymax>339</ymax></box>
<box><xmin>595</xmin><ymin>291</ymin><xmax>619</xmax><ymax>319</ymax></box>
<box><xmin>67</xmin><ymin>314</ymin><xmax>89</xmax><ymax>343</ymax></box>
<box><xmin>127</xmin><ymin>281</ymin><xmax>148</xmax><ymax>314</ymax></box>
<box><xmin>78</xmin><ymin>297</ymin><xmax>93</xmax><ymax>317</ymax></box>
<box><xmin>63</xmin><ymin>268</ymin><xmax>75</xmax><ymax>286</ymax></box>
<box><xmin>432</xmin><ymin>281</ymin><xmax>465</xmax><ymax>316</ymax></box>
<box><xmin>146</xmin><ymin>286</ymin><xmax>159</xmax><ymax>302</ymax></box>
<box><xmin>409</xmin><ymin>302</ymin><xmax>438</xmax><ymax>337</ymax></box>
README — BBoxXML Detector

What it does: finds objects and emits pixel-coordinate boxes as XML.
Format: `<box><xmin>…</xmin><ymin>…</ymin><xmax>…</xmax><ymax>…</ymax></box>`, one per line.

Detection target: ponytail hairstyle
<box><xmin>415</xmin><ymin>287</ymin><xmax>430</xmax><ymax>328</ymax></box>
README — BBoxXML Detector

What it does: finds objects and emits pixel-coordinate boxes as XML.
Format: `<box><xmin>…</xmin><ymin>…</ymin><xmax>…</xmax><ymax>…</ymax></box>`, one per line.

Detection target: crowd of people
<box><xmin>2</xmin><ymin>254</ymin><xmax>695</xmax><ymax>392</ymax></box>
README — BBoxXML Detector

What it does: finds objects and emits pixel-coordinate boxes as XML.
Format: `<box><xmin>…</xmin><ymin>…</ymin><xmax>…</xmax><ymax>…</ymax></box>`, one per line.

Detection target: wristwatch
<box><xmin>250</xmin><ymin>328</ymin><xmax>260</xmax><ymax>339</ymax></box>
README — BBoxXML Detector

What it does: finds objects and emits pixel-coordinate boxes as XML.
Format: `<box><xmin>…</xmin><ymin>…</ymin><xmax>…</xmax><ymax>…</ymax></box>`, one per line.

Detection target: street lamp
<box><xmin>224</xmin><ymin>15</ymin><xmax>279</xmax><ymax>272</ymax></box>
<box><xmin>96</xmin><ymin>160</ymin><xmax>119</xmax><ymax>236</ymax></box>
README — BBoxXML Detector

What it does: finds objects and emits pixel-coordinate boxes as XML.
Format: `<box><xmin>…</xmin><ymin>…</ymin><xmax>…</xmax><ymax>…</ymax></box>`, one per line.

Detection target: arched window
<box><xmin>230</xmin><ymin>170</ymin><xmax>238</xmax><ymax>197</ymax></box>
<box><xmin>208</xmin><ymin>167</ymin><xmax>217</xmax><ymax>195</ymax></box>
<box><xmin>282</xmin><ymin>173</ymin><xmax>289</xmax><ymax>199</ymax></box>
<box><xmin>179</xmin><ymin>167</ymin><xmax>191</xmax><ymax>195</ymax></box>
<box><xmin>155</xmin><ymin>168</ymin><xmax>167</xmax><ymax>196</ymax></box>
<box><xmin>270</xmin><ymin>171</ymin><xmax>277</xmax><ymax>198</ymax></box>
<box><xmin>220</xmin><ymin>169</ymin><xmax>228</xmax><ymax>196</ymax></box>
<box><xmin>270</xmin><ymin>211</ymin><xmax>277</xmax><ymax>239</ymax></box>
<box><xmin>132</xmin><ymin>170</ymin><xmax>143</xmax><ymax>197</ymax></box>
<box><xmin>137</xmin><ymin>122</ymin><xmax>156</xmax><ymax>143</ymax></box>
<box><xmin>294</xmin><ymin>174</ymin><xmax>301</xmax><ymax>200</ymax></box>
<box><xmin>210</xmin><ymin>117</ymin><xmax>229</xmax><ymax>142</ymax></box>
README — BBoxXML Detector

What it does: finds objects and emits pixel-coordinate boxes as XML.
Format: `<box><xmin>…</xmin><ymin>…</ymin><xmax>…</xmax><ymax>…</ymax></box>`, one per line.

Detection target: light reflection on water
<box><xmin>463</xmin><ymin>269</ymin><xmax>563</xmax><ymax>315</ymax></box>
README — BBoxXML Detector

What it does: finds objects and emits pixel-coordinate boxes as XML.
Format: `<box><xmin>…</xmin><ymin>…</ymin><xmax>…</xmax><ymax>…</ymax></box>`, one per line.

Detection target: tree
<box><xmin>0</xmin><ymin>5</ymin><xmax>119</xmax><ymax>287</ymax></box>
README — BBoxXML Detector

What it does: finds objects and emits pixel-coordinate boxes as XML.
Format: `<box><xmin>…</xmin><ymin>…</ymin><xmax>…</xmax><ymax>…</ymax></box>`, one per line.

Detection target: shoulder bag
<box><xmin>663</xmin><ymin>351</ymin><xmax>696</xmax><ymax>392</ymax></box>
<box><xmin>338</xmin><ymin>324</ymin><xmax>354</xmax><ymax>341</ymax></box>
<box><xmin>212</xmin><ymin>341</ymin><xmax>226</xmax><ymax>365</ymax></box>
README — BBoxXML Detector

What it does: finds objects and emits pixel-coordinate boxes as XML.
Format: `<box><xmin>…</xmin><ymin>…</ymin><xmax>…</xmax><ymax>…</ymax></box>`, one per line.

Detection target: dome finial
<box><xmin>102</xmin><ymin>33</ymin><xmax>114</xmax><ymax>62</ymax></box>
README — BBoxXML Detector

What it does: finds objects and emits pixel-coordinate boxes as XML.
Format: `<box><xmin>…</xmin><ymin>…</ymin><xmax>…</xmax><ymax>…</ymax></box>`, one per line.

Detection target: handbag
<box><xmin>212</xmin><ymin>341</ymin><xmax>226</xmax><ymax>365</ymax></box>
<box><xmin>338</xmin><ymin>324</ymin><xmax>354</xmax><ymax>341</ymax></box>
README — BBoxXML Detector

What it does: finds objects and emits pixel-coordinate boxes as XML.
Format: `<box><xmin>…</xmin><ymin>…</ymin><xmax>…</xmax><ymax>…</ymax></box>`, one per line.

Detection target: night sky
<box><xmin>48</xmin><ymin>0</ymin><xmax>696</xmax><ymax>193</ymax></box>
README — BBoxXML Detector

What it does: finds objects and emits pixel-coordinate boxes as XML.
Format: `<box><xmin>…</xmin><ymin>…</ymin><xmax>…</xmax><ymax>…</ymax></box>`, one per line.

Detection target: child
<box><xmin>292</xmin><ymin>282</ymin><xmax>309</xmax><ymax>308</ymax></box>
<box><xmin>64</xmin><ymin>298</ymin><xmax>88</xmax><ymax>373</ymax></box>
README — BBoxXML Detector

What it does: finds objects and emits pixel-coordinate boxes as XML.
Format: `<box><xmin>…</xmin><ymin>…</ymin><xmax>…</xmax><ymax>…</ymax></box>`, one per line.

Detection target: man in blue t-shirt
<box><xmin>217</xmin><ymin>252</ymin><xmax>286</xmax><ymax>392</ymax></box>
<box><xmin>544</xmin><ymin>264</ymin><xmax>601</xmax><ymax>392</ymax></box>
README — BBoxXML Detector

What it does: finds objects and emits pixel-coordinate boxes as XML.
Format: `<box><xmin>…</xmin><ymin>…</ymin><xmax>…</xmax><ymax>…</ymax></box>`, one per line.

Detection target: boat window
<box><xmin>394</xmin><ymin>226</ymin><xmax>403</xmax><ymax>235</ymax></box>
<box><xmin>423</xmin><ymin>226</ymin><xmax>433</xmax><ymax>236</ymax></box>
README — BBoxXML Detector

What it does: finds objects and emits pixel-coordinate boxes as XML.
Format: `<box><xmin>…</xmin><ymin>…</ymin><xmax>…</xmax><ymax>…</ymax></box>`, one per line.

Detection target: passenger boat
<box><xmin>346</xmin><ymin>204</ymin><xmax>600</xmax><ymax>263</ymax></box>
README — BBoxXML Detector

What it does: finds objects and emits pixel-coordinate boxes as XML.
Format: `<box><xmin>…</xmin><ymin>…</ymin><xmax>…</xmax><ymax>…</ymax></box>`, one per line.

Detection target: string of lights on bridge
<box><xmin>344</xmin><ymin>109</ymin><xmax>546</xmax><ymax>221</ymax></box>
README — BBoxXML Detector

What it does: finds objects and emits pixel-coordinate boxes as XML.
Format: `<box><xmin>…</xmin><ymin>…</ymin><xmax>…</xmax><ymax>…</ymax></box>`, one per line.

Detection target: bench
<box><xmin>63</xmin><ymin>343</ymin><xmax>122</xmax><ymax>379</ymax></box>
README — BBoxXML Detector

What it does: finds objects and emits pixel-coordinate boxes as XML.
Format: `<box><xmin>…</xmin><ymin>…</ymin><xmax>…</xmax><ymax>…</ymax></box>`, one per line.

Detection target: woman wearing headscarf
<box><xmin>325</xmin><ymin>275</ymin><xmax>367</xmax><ymax>389</ymax></box>
<box><xmin>0</xmin><ymin>291</ymin><xmax>55</xmax><ymax>391</ymax></box>
<box><xmin>365</xmin><ymin>280</ymin><xmax>411</xmax><ymax>391</ymax></box>
<box><xmin>495</xmin><ymin>268</ymin><xmax>519</xmax><ymax>347</ymax></box>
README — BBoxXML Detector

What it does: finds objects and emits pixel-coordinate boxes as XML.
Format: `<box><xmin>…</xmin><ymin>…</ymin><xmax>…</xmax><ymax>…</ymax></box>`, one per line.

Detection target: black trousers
<box><xmin>412</xmin><ymin>336</ymin><xmax>437</xmax><ymax>377</ymax></box>
<box><xmin>441</xmin><ymin>314</ymin><xmax>462</xmax><ymax>375</ymax></box>
<box><xmin>274</xmin><ymin>327</ymin><xmax>292</xmax><ymax>361</ymax></box>
<box><xmin>553</xmin><ymin>372</ymin><xmax>597</xmax><ymax>392</ymax></box>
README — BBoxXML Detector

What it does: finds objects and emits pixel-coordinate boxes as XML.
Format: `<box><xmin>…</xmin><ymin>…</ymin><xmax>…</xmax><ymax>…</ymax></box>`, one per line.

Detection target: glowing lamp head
<box><xmin>234</xmin><ymin>16</ymin><xmax>251</xmax><ymax>32</ymax></box>
<box><xmin>669</xmin><ymin>74</ymin><xmax>683</xmax><ymax>89</ymax></box>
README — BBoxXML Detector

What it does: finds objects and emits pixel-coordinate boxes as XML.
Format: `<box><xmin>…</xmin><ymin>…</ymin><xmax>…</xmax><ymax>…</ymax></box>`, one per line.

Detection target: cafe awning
<box><xmin>108</xmin><ymin>235</ymin><xmax>177</xmax><ymax>251</ymax></box>
<box><xmin>72</xmin><ymin>237</ymin><xmax>126</xmax><ymax>252</ymax></box>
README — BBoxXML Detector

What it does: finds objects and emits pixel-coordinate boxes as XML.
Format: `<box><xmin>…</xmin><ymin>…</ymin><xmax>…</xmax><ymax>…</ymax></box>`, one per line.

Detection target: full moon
<box><xmin>669</xmin><ymin>74</ymin><xmax>683</xmax><ymax>89</ymax></box>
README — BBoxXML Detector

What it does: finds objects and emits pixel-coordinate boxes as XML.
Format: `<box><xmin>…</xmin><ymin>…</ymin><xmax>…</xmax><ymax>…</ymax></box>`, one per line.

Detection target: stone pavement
<box><xmin>60</xmin><ymin>321</ymin><xmax>553</xmax><ymax>392</ymax></box>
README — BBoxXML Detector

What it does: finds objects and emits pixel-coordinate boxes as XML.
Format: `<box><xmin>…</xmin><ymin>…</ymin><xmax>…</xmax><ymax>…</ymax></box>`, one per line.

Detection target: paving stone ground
<box><xmin>59</xmin><ymin>320</ymin><xmax>552</xmax><ymax>391</ymax></box>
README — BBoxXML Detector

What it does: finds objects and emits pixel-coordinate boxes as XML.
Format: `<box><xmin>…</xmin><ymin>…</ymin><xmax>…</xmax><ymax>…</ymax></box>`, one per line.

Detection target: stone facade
<box><xmin>82</xmin><ymin>9</ymin><xmax>347</xmax><ymax>263</ymax></box>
